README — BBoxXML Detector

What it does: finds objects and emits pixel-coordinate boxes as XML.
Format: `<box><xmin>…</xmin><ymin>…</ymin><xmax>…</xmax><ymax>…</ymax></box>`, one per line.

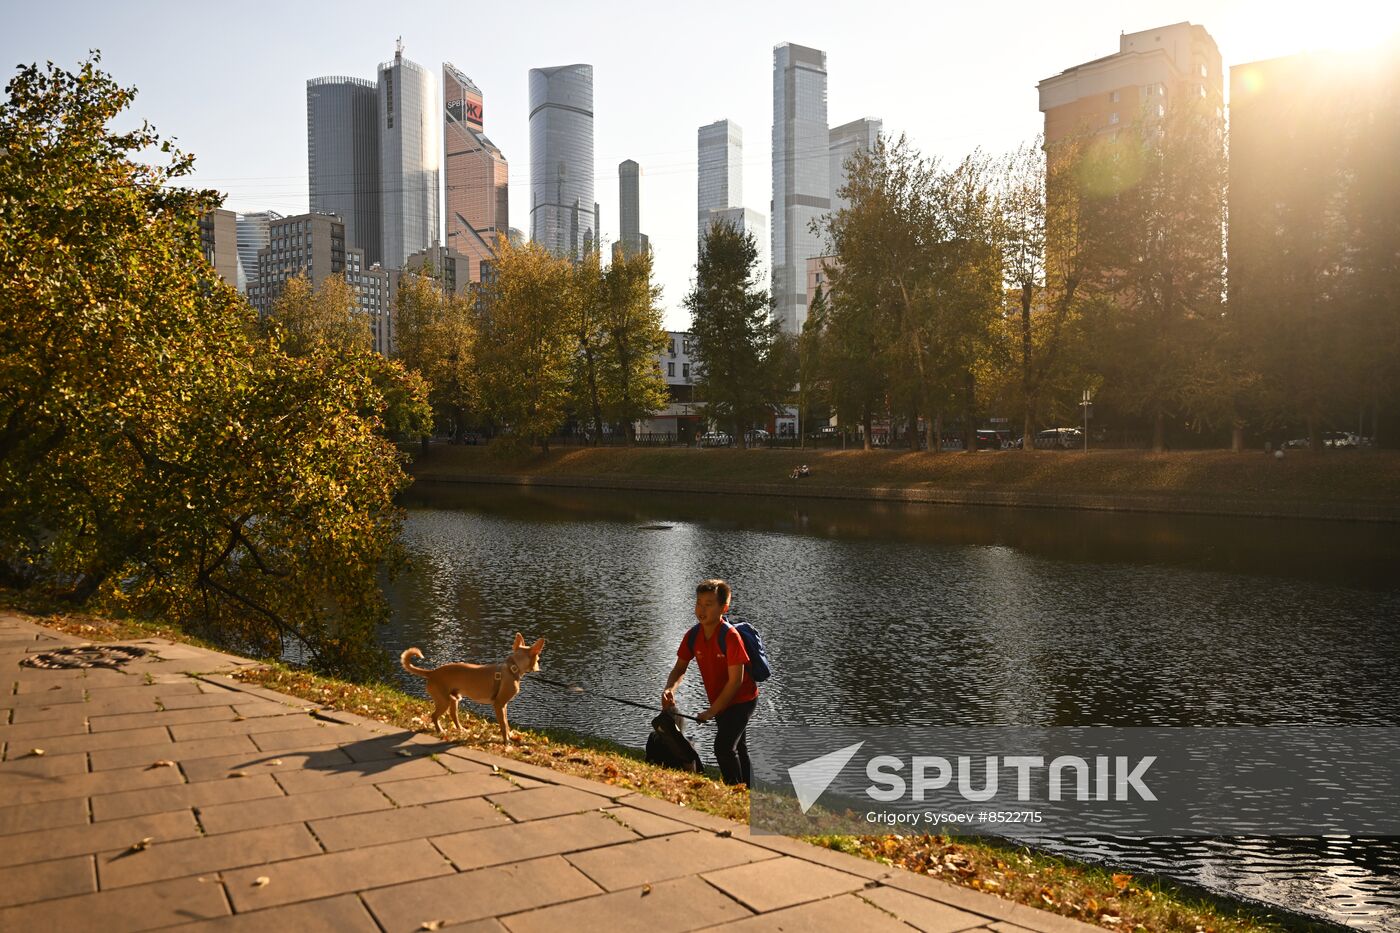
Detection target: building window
<box><xmin>682</xmin><ymin>337</ymin><xmax>692</xmax><ymax>354</ymax></box>
<box><xmin>682</xmin><ymin>363</ymin><xmax>690</xmax><ymax>379</ymax></box>
<box><xmin>1110</xmin><ymin>90</ymin><xmax>1120</xmax><ymax>103</ymax></box>
<box><xmin>1199</xmin><ymin>63</ymin><xmax>1207</xmax><ymax>78</ymax></box>
<box><xmin>1109</xmin><ymin>112</ymin><xmax>1120</xmax><ymax>125</ymax></box>
<box><xmin>667</xmin><ymin>362</ymin><xmax>675</xmax><ymax>377</ymax></box>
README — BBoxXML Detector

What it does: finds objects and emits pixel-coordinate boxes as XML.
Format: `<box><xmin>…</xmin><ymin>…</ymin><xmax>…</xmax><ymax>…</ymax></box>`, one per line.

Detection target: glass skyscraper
<box><xmin>443</xmin><ymin>62</ymin><xmax>508</xmax><ymax>282</ymax></box>
<box><xmin>771</xmin><ymin>42</ymin><xmax>829</xmax><ymax>335</ymax></box>
<box><xmin>306</xmin><ymin>76</ymin><xmax>381</xmax><ymax>267</ymax></box>
<box><xmin>235</xmin><ymin>210</ymin><xmax>283</xmax><ymax>293</ymax></box>
<box><xmin>529</xmin><ymin>64</ymin><xmax>597</xmax><ymax>261</ymax></box>
<box><xmin>829</xmin><ymin>118</ymin><xmax>881</xmax><ymax>213</ymax></box>
<box><xmin>698</xmin><ymin>119</ymin><xmax>743</xmax><ymax>244</ymax></box>
<box><xmin>378</xmin><ymin>44</ymin><xmax>440</xmax><ymax>269</ymax></box>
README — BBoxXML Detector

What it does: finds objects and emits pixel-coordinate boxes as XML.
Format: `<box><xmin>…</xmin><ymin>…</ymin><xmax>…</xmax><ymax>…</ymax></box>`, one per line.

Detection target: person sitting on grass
<box><xmin>661</xmin><ymin>578</ymin><xmax>758</xmax><ymax>787</ymax></box>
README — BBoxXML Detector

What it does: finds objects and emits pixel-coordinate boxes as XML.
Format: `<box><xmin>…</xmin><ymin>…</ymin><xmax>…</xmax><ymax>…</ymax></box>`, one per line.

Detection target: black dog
<box><xmin>645</xmin><ymin>708</ymin><xmax>704</xmax><ymax>773</ymax></box>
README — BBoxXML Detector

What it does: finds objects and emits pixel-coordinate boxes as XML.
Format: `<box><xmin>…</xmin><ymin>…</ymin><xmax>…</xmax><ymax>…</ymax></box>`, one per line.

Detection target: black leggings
<box><xmin>713</xmin><ymin>698</ymin><xmax>756</xmax><ymax>786</ymax></box>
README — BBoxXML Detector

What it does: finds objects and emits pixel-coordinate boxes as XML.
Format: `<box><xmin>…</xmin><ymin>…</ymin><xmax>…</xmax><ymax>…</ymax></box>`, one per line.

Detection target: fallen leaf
<box><xmin>29</xmin><ymin>748</ymin><xmax>45</xmax><ymax>757</ymax></box>
<box><xmin>641</xmin><ymin>884</ymin><xmax>652</xmax><ymax>896</ymax></box>
<box><xmin>252</xmin><ymin>876</ymin><xmax>269</xmax><ymax>887</ymax></box>
<box><xmin>128</xmin><ymin>837</ymin><xmax>154</xmax><ymax>852</ymax></box>
<box><xmin>227</xmin><ymin>770</ymin><xmax>248</xmax><ymax>778</ymax></box>
<box><xmin>1112</xmin><ymin>872</ymin><xmax>1133</xmax><ymax>891</ymax></box>
<box><xmin>396</xmin><ymin>750</ymin><xmax>414</xmax><ymax>758</ymax></box>
<box><xmin>1100</xmin><ymin>917</ymin><xmax>1122</xmax><ymax>926</ymax></box>
<box><xmin>715</xmin><ymin>829</ymin><xmax>732</xmax><ymax>838</ymax></box>
<box><xmin>148</xmin><ymin>760</ymin><xmax>176</xmax><ymax>769</ymax></box>
<box><xmin>420</xmin><ymin>921</ymin><xmax>447</xmax><ymax>931</ymax></box>
<box><xmin>267</xmin><ymin>759</ymin><xmax>283</xmax><ymax>766</ymax></box>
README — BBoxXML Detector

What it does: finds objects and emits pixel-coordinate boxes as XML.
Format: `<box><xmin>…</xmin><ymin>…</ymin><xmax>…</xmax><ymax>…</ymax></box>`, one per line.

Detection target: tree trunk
<box><xmin>962</xmin><ymin>370</ymin><xmax>976</xmax><ymax>454</ymax></box>
<box><xmin>1020</xmin><ymin>283</ymin><xmax>1034</xmax><ymax>454</ymax></box>
<box><xmin>908</xmin><ymin>407</ymin><xmax>919</xmax><ymax>451</ymax></box>
<box><xmin>1231</xmin><ymin>422</ymin><xmax>1245</xmax><ymax>453</ymax></box>
<box><xmin>1308</xmin><ymin>414</ymin><xmax>1321</xmax><ymax>452</ymax></box>
<box><xmin>933</xmin><ymin>413</ymin><xmax>943</xmax><ymax>454</ymax></box>
<box><xmin>1152</xmin><ymin>412</ymin><xmax>1166</xmax><ymax>453</ymax></box>
<box><xmin>863</xmin><ymin>408</ymin><xmax>873</xmax><ymax>451</ymax></box>
<box><xmin>1023</xmin><ymin>405</ymin><xmax>1035</xmax><ymax>454</ymax></box>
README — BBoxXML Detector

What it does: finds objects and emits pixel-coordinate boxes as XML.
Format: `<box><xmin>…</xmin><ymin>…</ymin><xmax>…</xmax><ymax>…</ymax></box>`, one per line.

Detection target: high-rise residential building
<box><xmin>772</xmin><ymin>42</ymin><xmax>829</xmax><ymax>335</ymax></box>
<box><xmin>236</xmin><ymin>210</ymin><xmax>283</xmax><ymax>294</ymax></box>
<box><xmin>198</xmin><ymin>208</ymin><xmax>239</xmax><ymax>286</ymax></box>
<box><xmin>307</xmin><ymin>76</ymin><xmax>382</xmax><ymax>267</ymax></box>
<box><xmin>248</xmin><ymin>212</ymin><xmax>393</xmax><ymax>356</ymax></box>
<box><xmin>405</xmin><ymin>242</ymin><xmax>475</xmax><ymax>296</ymax></box>
<box><xmin>378</xmin><ymin>43</ymin><xmax>440</xmax><ymax>269</ymax></box>
<box><xmin>617</xmin><ymin>159</ymin><xmax>648</xmax><ymax>257</ymax></box>
<box><xmin>697</xmin><ymin>119</ymin><xmax>743</xmax><ymax>243</ymax></box>
<box><xmin>1037</xmin><ymin>22</ymin><xmax>1223</xmax><ymax>147</ymax></box>
<box><xmin>443</xmin><ymin>63</ymin><xmax>508</xmax><ymax>283</ymax></box>
<box><xmin>529</xmin><ymin>64</ymin><xmax>597</xmax><ymax>261</ymax></box>
<box><xmin>828</xmin><ymin>118</ymin><xmax>881</xmax><ymax>213</ymax></box>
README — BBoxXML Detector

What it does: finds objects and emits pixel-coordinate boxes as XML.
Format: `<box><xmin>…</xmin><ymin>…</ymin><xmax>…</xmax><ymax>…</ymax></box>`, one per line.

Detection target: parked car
<box><xmin>975</xmin><ymin>429</ymin><xmax>1010</xmax><ymax>450</ymax></box>
<box><xmin>744</xmin><ymin>429</ymin><xmax>771</xmax><ymax>444</ymax></box>
<box><xmin>698</xmin><ymin>431</ymin><xmax>731</xmax><ymax>448</ymax></box>
<box><xmin>1034</xmin><ymin>428</ymin><xmax>1083</xmax><ymax>450</ymax></box>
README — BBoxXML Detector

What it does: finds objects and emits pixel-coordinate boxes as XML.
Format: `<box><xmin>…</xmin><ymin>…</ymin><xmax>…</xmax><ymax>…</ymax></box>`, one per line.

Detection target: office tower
<box><xmin>698</xmin><ymin>119</ymin><xmax>743</xmax><ymax>242</ymax></box>
<box><xmin>1037</xmin><ymin>22</ymin><xmax>1223</xmax><ymax>147</ymax></box>
<box><xmin>197</xmin><ymin>209</ymin><xmax>239</xmax><ymax>286</ymax></box>
<box><xmin>617</xmin><ymin>159</ymin><xmax>648</xmax><ymax>257</ymax></box>
<box><xmin>443</xmin><ymin>63</ymin><xmax>508</xmax><ymax>283</ymax></box>
<box><xmin>236</xmin><ymin>210</ymin><xmax>283</xmax><ymax>294</ymax></box>
<box><xmin>378</xmin><ymin>43</ymin><xmax>440</xmax><ymax>269</ymax></box>
<box><xmin>307</xmin><ymin>76</ymin><xmax>381</xmax><ymax>266</ymax></box>
<box><xmin>772</xmin><ymin>42</ymin><xmax>829</xmax><ymax>334</ymax></box>
<box><xmin>529</xmin><ymin>64</ymin><xmax>597</xmax><ymax>260</ymax></box>
<box><xmin>828</xmin><ymin>118</ymin><xmax>881</xmax><ymax>213</ymax></box>
<box><xmin>248</xmin><ymin>212</ymin><xmax>393</xmax><ymax>356</ymax></box>
<box><xmin>405</xmin><ymin>242</ymin><xmax>475</xmax><ymax>296</ymax></box>
<box><xmin>704</xmin><ymin>206</ymin><xmax>767</xmax><ymax>273</ymax></box>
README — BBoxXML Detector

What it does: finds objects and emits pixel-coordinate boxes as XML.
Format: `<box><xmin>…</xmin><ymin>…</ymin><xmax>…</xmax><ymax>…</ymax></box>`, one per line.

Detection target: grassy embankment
<box><xmin>408</xmin><ymin>443</ymin><xmax>1400</xmax><ymax>517</ymax></box>
<box><xmin>4</xmin><ymin>597</ymin><xmax>1331</xmax><ymax>933</ymax></box>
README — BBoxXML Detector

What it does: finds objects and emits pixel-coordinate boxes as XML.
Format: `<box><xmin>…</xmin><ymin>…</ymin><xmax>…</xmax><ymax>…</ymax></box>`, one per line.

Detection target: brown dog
<box><xmin>400</xmin><ymin>633</ymin><xmax>545</xmax><ymax>743</ymax></box>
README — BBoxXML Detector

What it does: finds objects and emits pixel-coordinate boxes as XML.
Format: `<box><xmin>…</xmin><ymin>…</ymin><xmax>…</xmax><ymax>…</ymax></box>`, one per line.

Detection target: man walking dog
<box><xmin>662</xmin><ymin>579</ymin><xmax>759</xmax><ymax>786</ymax></box>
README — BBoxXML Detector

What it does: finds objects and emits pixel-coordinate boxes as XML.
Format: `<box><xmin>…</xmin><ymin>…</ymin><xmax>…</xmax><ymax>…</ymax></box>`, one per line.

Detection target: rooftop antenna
<box><xmin>396</xmin><ymin>36</ymin><xmax>403</xmax><ymax>57</ymax></box>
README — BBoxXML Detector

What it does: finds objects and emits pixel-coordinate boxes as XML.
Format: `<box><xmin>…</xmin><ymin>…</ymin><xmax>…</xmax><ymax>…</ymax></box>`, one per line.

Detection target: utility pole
<box><xmin>1080</xmin><ymin>389</ymin><xmax>1093</xmax><ymax>452</ymax></box>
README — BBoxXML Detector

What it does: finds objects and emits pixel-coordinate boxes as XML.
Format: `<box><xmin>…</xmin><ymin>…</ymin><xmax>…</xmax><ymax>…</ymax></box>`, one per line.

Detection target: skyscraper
<box><xmin>236</xmin><ymin>210</ymin><xmax>283</xmax><ymax>294</ymax></box>
<box><xmin>706</xmin><ymin>206</ymin><xmax>766</xmax><ymax>272</ymax></box>
<box><xmin>443</xmin><ymin>63</ymin><xmax>508</xmax><ymax>282</ymax></box>
<box><xmin>828</xmin><ymin>118</ymin><xmax>881</xmax><ymax>213</ymax></box>
<box><xmin>307</xmin><ymin>76</ymin><xmax>381</xmax><ymax>267</ymax></box>
<box><xmin>698</xmin><ymin>119</ymin><xmax>743</xmax><ymax>242</ymax></box>
<box><xmin>529</xmin><ymin>64</ymin><xmax>597</xmax><ymax>261</ymax></box>
<box><xmin>772</xmin><ymin>42</ymin><xmax>829</xmax><ymax>334</ymax></box>
<box><xmin>378</xmin><ymin>43</ymin><xmax>440</xmax><ymax>269</ymax></box>
<box><xmin>617</xmin><ymin>159</ymin><xmax>648</xmax><ymax>257</ymax></box>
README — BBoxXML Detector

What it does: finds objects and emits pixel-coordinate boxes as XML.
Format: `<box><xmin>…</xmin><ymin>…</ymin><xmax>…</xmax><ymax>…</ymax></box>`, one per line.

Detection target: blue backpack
<box><xmin>686</xmin><ymin>616</ymin><xmax>772</xmax><ymax>682</ymax></box>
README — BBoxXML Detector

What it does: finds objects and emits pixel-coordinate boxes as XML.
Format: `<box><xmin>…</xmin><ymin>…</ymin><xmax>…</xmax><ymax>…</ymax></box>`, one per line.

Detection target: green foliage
<box><xmin>685</xmin><ymin>221</ymin><xmax>783</xmax><ymax>444</ymax></box>
<box><xmin>392</xmin><ymin>269</ymin><xmax>475</xmax><ymax>440</ymax></box>
<box><xmin>599</xmin><ymin>248</ymin><xmax>670</xmax><ymax>439</ymax></box>
<box><xmin>475</xmin><ymin>238</ymin><xmax>577</xmax><ymax>447</ymax></box>
<box><xmin>0</xmin><ymin>55</ymin><xmax>424</xmax><ymax>678</ymax></box>
<box><xmin>264</xmin><ymin>272</ymin><xmax>369</xmax><ymax>357</ymax></box>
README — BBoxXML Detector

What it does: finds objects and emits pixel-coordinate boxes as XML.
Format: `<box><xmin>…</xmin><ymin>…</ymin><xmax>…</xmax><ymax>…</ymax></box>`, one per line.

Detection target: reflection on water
<box><xmin>384</xmin><ymin>482</ymin><xmax>1400</xmax><ymax>929</ymax></box>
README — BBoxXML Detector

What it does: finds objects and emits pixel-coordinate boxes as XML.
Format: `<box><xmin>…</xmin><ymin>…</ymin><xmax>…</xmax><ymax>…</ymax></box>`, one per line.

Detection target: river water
<box><xmin>383</xmin><ymin>482</ymin><xmax>1400</xmax><ymax>930</ymax></box>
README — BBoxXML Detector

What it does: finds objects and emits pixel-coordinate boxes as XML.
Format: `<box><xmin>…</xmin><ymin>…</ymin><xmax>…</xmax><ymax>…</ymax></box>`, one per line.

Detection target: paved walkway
<box><xmin>0</xmin><ymin>614</ymin><xmax>1096</xmax><ymax>932</ymax></box>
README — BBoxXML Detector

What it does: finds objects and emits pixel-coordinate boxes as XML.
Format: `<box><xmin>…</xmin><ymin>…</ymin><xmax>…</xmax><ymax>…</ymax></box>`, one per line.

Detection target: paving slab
<box><xmin>221</xmin><ymin>838</ymin><xmax>453</xmax><ymax>911</ymax></box>
<box><xmin>0</xmin><ymin>747</ymin><xmax>89</xmax><ymax>777</ymax></box>
<box><xmin>861</xmin><ymin>884</ymin><xmax>994</xmax><ymax>932</ymax></box>
<box><xmin>0</xmin><ymin>794</ymin><xmax>90</xmax><ymax>835</ymax></box>
<box><xmin>602</xmin><ymin>803</ymin><xmax>695</xmax><ymax>838</ymax></box>
<box><xmin>249</xmin><ymin>722</ymin><xmax>379</xmax><ymax>751</ymax></box>
<box><xmin>97</xmin><ymin>822</ymin><xmax>322</xmax><ymax>889</ymax></box>
<box><xmin>0</xmin><ymin>854</ymin><xmax>97</xmax><ymax>908</ymax></box>
<box><xmin>271</xmin><ymin>754</ymin><xmax>451</xmax><ymax>793</ymax></box>
<box><xmin>432</xmin><ymin>810</ymin><xmax>638</xmax><ymax>871</ymax></box>
<box><xmin>88</xmin><ymin>705</ymin><xmax>239</xmax><ymax>733</ymax></box>
<box><xmin>179</xmin><ymin>744</ymin><xmax>354</xmax><ymax>783</ymax></box>
<box><xmin>167</xmin><ymin>711</ymin><xmax>318</xmax><ymax>741</ymax></box>
<box><xmin>701</xmin><ymin>855</ymin><xmax>870</xmax><ymax>912</ymax></box>
<box><xmin>198</xmin><ymin>783</ymin><xmax>392</xmax><ymax>834</ymax></box>
<box><xmin>0</xmin><ymin>874</ymin><xmax>230</xmax><ymax>932</ymax></box>
<box><xmin>361</xmin><ymin>855</ymin><xmax>603</xmax><ymax>933</ymax></box>
<box><xmin>310</xmin><ymin>796</ymin><xmax>510</xmax><ymax>852</ymax></box>
<box><xmin>485</xmin><ymin>783</ymin><xmax>613</xmax><ymax>822</ymax></box>
<box><xmin>0</xmin><ymin>809</ymin><xmax>201</xmax><ymax>869</ymax></box>
<box><xmin>564</xmin><ymin>830</ymin><xmax>778</xmax><ymax>892</ymax></box>
<box><xmin>93</xmin><ymin>772</ymin><xmax>283</xmax><ymax>822</ymax></box>
<box><xmin>6</xmin><ymin>759</ymin><xmax>185</xmax><ymax>806</ymax></box>
<box><xmin>0</xmin><ymin>715</ymin><xmax>91</xmax><ymax>741</ymax></box>
<box><xmin>501</xmin><ymin>874</ymin><xmax>752</xmax><ymax>933</ymax></box>
<box><xmin>376</xmin><ymin>770</ymin><xmax>517</xmax><ymax>806</ymax></box>
<box><xmin>13</xmin><ymin>724</ymin><xmax>169</xmax><ymax>758</ymax></box>
<box><xmin>704</xmin><ymin>892</ymin><xmax>917</xmax><ymax>931</ymax></box>
<box><xmin>167</xmin><ymin>893</ymin><xmax>382</xmax><ymax>932</ymax></box>
<box><xmin>89</xmin><ymin>733</ymin><xmax>259</xmax><ymax>771</ymax></box>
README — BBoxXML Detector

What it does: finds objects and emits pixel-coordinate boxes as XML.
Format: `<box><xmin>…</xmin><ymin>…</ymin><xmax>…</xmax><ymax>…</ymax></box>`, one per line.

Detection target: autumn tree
<box><xmin>598</xmin><ymin>247</ymin><xmax>669</xmax><ymax>443</ymax></box>
<box><xmin>475</xmin><ymin>238</ymin><xmax>577</xmax><ymax>448</ymax></box>
<box><xmin>0</xmin><ymin>56</ymin><xmax>428</xmax><ymax>677</ymax></box>
<box><xmin>685</xmin><ymin>221</ymin><xmax>782</xmax><ymax>446</ymax></box>
<box><xmin>264</xmin><ymin>272</ymin><xmax>370</xmax><ymax>357</ymax></box>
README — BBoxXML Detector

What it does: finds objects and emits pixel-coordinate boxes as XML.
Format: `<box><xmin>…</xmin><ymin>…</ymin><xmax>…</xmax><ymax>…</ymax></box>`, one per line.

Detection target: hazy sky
<box><xmin>5</xmin><ymin>0</ymin><xmax>1396</xmax><ymax>329</ymax></box>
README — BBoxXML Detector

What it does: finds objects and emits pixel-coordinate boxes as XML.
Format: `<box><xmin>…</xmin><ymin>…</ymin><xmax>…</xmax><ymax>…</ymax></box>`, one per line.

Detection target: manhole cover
<box><xmin>20</xmin><ymin>645</ymin><xmax>152</xmax><ymax>670</ymax></box>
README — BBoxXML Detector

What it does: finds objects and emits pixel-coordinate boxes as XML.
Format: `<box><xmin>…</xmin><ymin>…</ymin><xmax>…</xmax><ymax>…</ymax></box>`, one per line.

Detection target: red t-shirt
<box><xmin>678</xmin><ymin>620</ymin><xmax>759</xmax><ymax>706</ymax></box>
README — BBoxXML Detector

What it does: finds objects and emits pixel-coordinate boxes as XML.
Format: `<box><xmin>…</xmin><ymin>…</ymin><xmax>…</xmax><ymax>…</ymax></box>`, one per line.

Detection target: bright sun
<box><xmin>1226</xmin><ymin>0</ymin><xmax>1400</xmax><ymax>59</ymax></box>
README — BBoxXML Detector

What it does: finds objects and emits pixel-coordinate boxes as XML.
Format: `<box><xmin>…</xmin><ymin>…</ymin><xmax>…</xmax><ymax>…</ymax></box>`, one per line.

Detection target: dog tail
<box><xmin>400</xmin><ymin>647</ymin><xmax>431</xmax><ymax>677</ymax></box>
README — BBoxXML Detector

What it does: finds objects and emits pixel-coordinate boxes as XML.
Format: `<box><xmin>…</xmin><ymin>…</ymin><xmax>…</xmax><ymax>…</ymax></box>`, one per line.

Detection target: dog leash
<box><xmin>532</xmin><ymin>673</ymin><xmax>708</xmax><ymax>724</ymax></box>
